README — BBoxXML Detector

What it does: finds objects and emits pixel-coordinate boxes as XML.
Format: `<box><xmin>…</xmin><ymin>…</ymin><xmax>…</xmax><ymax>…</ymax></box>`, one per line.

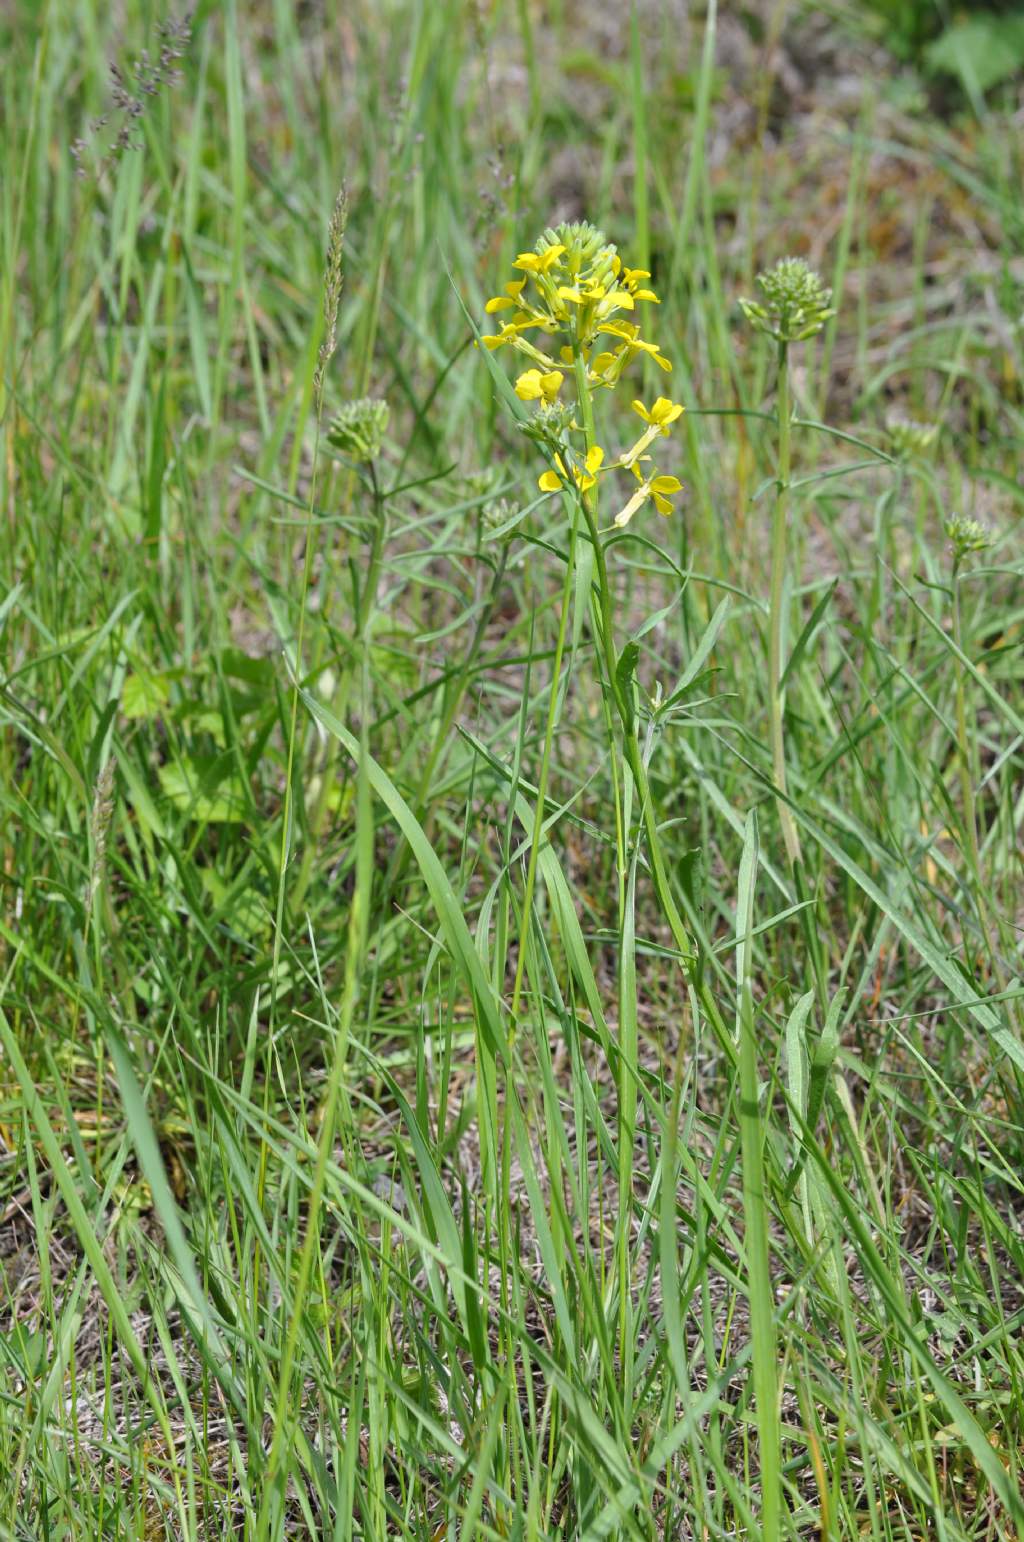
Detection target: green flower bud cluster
<box><xmin>481</xmin><ymin>495</ymin><xmax>517</xmax><ymax>536</ymax></box>
<box><xmin>886</xmin><ymin>411</ymin><xmax>939</xmax><ymax>457</ymax></box>
<box><xmin>537</xmin><ymin>220</ymin><xmax>618</xmax><ymax>283</ymax></box>
<box><xmin>740</xmin><ymin>257</ymin><xmax>835</xmax><ymax>343</ymax></box>
<box><xmin>944</xmin><ymin>515</ymin><xmax>992</xmax><ymax>562</ymax></box>
<box><xmin>518</xmin><ymin>399</ymin><xmax>577</xmax><ymax>453</ymax></box>
<box><xmin>326</xmin><ymin>397</ymin><xmax>389</xmax><ymax>462</ymax></box>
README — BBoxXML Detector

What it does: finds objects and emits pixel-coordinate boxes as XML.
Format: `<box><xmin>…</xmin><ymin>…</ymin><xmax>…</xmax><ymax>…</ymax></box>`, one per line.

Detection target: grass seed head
<box><xmin>315</xmin><ymin>185</ymin><xmax>349</xmax><ymax>397</ymax></box>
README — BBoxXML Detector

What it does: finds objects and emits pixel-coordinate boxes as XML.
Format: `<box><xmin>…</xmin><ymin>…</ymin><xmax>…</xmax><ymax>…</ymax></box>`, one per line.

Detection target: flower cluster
<box><xmin>483</xmin><ymin>221</ymin><xmax>683</xmax><ymax>528</ymax></box>
<box><xmin>326</xmin><ymin>397</ymin><xmax>389</xmax><ymax>462</ymax></box>
<box><xmin>740</xmin><ymin>257</ymin><xmax>835</xmax><ymax>344</ymax></box>
<box><xmin>886</xmin><ymin>410</ymin><xmax>939</xmax><ymax>458</ymax></box>
<box><xmin>944</xmin><ymin>515</ymin><xmax>992</xmax><ymax>563</ymax></box>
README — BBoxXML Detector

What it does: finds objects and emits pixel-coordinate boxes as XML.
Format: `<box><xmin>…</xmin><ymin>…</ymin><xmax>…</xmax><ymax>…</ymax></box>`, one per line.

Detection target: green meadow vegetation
<box><xmin>2</xmin><ymin>1</ymin><xmax>1023</xmax><ymax>1537</ymax></box>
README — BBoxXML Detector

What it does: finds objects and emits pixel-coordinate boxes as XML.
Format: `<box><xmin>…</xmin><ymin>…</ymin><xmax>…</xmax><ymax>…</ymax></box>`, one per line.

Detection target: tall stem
<box><xmin>769</xmin><ymin>341</ymin><xmax>802</xmax><ymax>868</ymax></box>
<box><xmin>569</xmin><ymin>354</ymin><xmax>737</xmax><ymax>1063</ymax></box>
<box><xmin>508</xmin><ymin>522</ymin><xmax>578</xmax><ymax>1037</ymax></box>
<box><xmin>951</xmin><ymin>567</ymin><xmax>1005</xmax><ymax>992</ymax></box>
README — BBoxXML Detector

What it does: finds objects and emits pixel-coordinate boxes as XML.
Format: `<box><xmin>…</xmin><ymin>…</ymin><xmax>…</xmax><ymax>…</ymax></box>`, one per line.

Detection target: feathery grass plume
<box><xmin>71</xmin><ymin>14</ymin><xmax>193</xmax><ymax>179</ymax></box>
<box><xmin>315</xmin><ymin>185</ymin><xmax>349</xmax><ymax>398</ymax></box>
<box><xmin>85</xmin><ymin>757</ymin><xmax>116</xmax><ymax>915</ymax></box>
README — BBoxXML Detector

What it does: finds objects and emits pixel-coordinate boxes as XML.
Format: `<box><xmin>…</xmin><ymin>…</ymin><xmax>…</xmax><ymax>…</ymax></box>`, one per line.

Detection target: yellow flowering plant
<box><xmin>482</xmin><ymin>221</ymin><xmax>702</xmax><ymax>1050</ymax></box>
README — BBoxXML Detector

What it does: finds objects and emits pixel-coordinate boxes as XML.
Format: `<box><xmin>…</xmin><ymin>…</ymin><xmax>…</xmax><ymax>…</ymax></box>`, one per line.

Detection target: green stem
<box><xmin>508</xmin><ymin>523</ymin><xmax>577</xmax><ymax>1037</ymax></box>
<box><xmin>769</xmin><ymin>341</ymin><xmax>802</xmax><ymax>868</ymax></box>
<box><xmin>569</xmin><ymin>352</ymin><xmax>736</xmax><ymax>1066</ymax></box>
<box><xmin>571</xmin><ymin>354</ymin><xmax>693</xmax><ymax>973</ymax></box>
<box><xmin>951</xmin><ymin>567</ymin><xmax>1005</xmax><ymax>993</ymax></box>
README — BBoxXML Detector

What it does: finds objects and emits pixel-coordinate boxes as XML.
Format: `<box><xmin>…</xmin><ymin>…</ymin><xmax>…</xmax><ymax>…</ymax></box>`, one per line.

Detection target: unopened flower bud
<box><xmin>740</xmin><ymin>257</ymin><xmax>835</xmax><ymax>344</ymax></box>
<box><xmin>326</xmin><ymin>397</ymin><xmax>389</xmax><ymax>462</ymax></box>
<box><xmin>886</xmin><ymin>410</ymin><xmax>939</xmax><ymax>457</ymax></box>
<box><xmin>944</xmin><ymin>515</ymin><xmax>992</xmax><ymax>562</ymax></box>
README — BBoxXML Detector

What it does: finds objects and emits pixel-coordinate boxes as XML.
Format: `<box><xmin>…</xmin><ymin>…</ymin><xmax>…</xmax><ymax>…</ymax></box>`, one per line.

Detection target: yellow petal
<box><xmin>651</xmin><ymin>398</ymin><xmax>683</xmax><ymax>426</ymax></box>
<box><xmin>585</xmin><ymin>446</ymin><xmax>605</xmax><ymax>475</ymax></box>
<box><xmin>597</xmin><ymin>321</ymin><xmax>636</xmax><ymax>342</ymax></box>
<box><xmin>538</xmin><ymin>469</ymin><xmax>561</xmax><ymax>492</ymax></box>
<box><xmin>538</xmin><ymin>243</ymin><xmax>566</xmax><ymax>271</ymax></box>
<box><xmin>514</xmin><ymin>369</ymin><xmax>543</xmax><ymax>401</ymax></box>
<box><xmin>539</xmin><ymin>369</ymin><xmax>564</xmax><ymax>402</ymax></box>
<box><xmin>631</xmin><ymin>399</ymin><xmax>653</xmax><ymax>423</ymax></box>
<box><xmin>651</xmin><ymin>475</ymin><xmax>683</xmax><ymax>494</ymax></box>
<box><xmin>485</xmin><ymin>295</ymin><xmax>514</xmax><ymax>313</ymax></box>
<box><xmin>652</xmin><ymin>490</ymin><xmax>673</xmax><ymax>515</ymax></box>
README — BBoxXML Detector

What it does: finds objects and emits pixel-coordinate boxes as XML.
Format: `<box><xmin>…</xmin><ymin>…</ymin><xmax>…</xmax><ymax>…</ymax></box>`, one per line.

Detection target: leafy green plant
<box><xmin>857</xmin><ymin>0</ymin><xmax>1024</xmax><ymax>96</ymax></box>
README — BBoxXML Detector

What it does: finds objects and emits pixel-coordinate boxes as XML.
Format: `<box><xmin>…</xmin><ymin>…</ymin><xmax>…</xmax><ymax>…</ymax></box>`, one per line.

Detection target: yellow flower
<box><xmin>596</xmin><ymin>321</ymin><xmax>673</xmax><ymax>373</ymax></box>
<box><xmin>484</xmin><ymin>279</ymin><xmax>527</xmax><ymax>313</ymax></box>
<box><xmin>598</xmin><ymin>287</ymin><xmax>634</xmax><ymax>315</ymax></box>
<box><xmin>481</xmin><ymin>323</ymin><xmax>521</xmax><ymax>350</ymax></box>
<box><xmin>622</xmin><ymin>267</ymin><xmax>660</xmax><ymax>303</ymax></box>
<box><xmin>539</xmin><ymin>445</ymin><xmax>604</xmax><ymax>494</ymax></box>
<box><xmin>479</xmin><ymin>323</ymin><xmax>556</xmax><ymax>367</ymax></box>
<box><xmin>557</xmin><ymin>283</ymin><xmax>601</xmax><ymax>302</ymax></box>
<box><xmin>613</xmin><ymin>463</ymin><xmax>683</xmax><ymax>528</ymax></box>
<box><xmin>620</xmin><ymin>397</ymin><xmax>684</xmax><ymax>469</ymax></box>
<box><xmin>632</xmin><ymin>397</ymin><xmax>683</xmax><ymax>430</ymax></box>
<box><xmin>515</xmin><ymin>368</ymin><xmax>564</xmax><ymax>404</ymax></box>
<box><xmin>513</xmin><ymin>244</ymin><xmax>566</xmax><ymax>275</ymax></box>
